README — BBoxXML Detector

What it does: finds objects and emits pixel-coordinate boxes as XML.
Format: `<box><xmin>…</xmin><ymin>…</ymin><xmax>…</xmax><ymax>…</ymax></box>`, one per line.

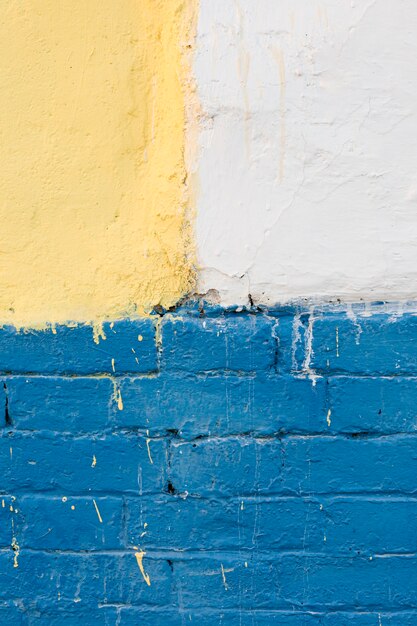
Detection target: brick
<box><xmin>172</xmin><ymin>554</ymin><xmax>417</xmax><ymax>610</ymax></box>
<box><xmin>118</xmin><ymin>374</ymin><xmax>326</xmax><ymax>438</ymax></box>
<box><xmin>0</xmin><ymin>319</ymin><xmax>156</xmax><ymax>374</ymax></box>
<box><xmin>6</xmin><ymin>376</ymin><xmax>114</xmax><ymax>432</ymax></box>
<box><xmin>116</xmin><ymin>610</ymin><xmax>318</xmax><ymax>625</ymax></box>
<box><xmin>6</xmin><ymin>495</ymin><xmax>123</xmax><ymax>550</ymax></box>
<box><xmin>276</xmin><ymin>314</ymin><xmax>307</xmax><ymax>374</ymax></box>
<box><xmin>161</xmin><ymin>315</ymin><xmax>275</xmax><ymax>372</ymax></box>
<box><xmin>0</xmin><ymin>432</ymin><xmax>166</xmax><ymax>494</ymax></box>
<box><xmin>24</xmin><ymin>607</ymin><xmax>118</xmax><ymax>626</ymax></box>
<box><xmin>0</xmin><ymin>495</ymin><xmax>15</xmax><ymax>547</ymax></box>
<box><xmin>282</xmin><ymin>435</ymin><xmax>417</xmax><ymax>494</ymax></box>
<box><xmin>321</xmin><ymin>497</ymin><xmax>417</xmax><ymax>555</ymax></box>
<box><xmin>0</xmin><ymin>551</ymin><xmax>172</xmax><ymax>606</ymax></box>
<box><xmin>125</xmin><ymin>495</ymin><xmax>417</xmax><ymax>556</ymax></box>
<box><xmin>125</xmin><ymin>496</ymin><xmax>323</xmax><ymax>552</ymax></box>
<box><xmin>309</xmin><ymin>313</ymin><xmax>417</xmax><ymax>375</ymax></box>
<box><xmin>328</xmin><ymin>376</ymin><xmax>417</xmax><ymax>434</ymax></box>
<box><xmin>116</xmin><ymin>612</ymin><xmax>417</xmax><ymax>626</ymax></box>
<box><xmin>2</xmin><ymin>306</ymin><xmax>417</xmax><ymax>623</ymax></box>
<box><xmin>170</xmin><ymin>438</ymin><xmax>281</xmax><ymax>496</ymax></box>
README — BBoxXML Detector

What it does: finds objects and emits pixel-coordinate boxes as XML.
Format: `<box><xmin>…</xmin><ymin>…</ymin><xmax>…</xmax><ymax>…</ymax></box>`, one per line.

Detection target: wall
<box><xmin>195</xmin><ymin>0</ymin><xmax>417</xmax><ymax>306</ymax></box>
<box><xmin>0</xmin><ymin>0</ymin><xmax>196</xmax><ymax>326</ymax></box>
<box><xmin>2</xmin><ymin>305</ymin><xmax>417</xmax><ymax>624</ymax></box>
<box><xmin>1</xmin><ymin>1</ymin><xmax>417</xmax><ymax>624</ymax></box>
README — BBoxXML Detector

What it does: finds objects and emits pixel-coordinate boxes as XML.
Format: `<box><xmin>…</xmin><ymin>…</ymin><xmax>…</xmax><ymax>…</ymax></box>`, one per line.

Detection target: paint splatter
<box><xmin>111</xmin><ymin>379</ymin><xmax>124</xmax><ymax>411</ymax></box>
<box><xmin>326</xmin><ymin>409</ymin><xmax>332</xmax><ymax>427</ymax></box>
<box><xmin>146</xmin><ymin>431</ymin><xmax>154</xmax><ymax>465</ymax></box>
<box><xmin>135</xmin><ymin>551</ymin><xmax>151</xmax><ymax>586</ymax></box>
<box><xmin>93</xmin><ymin>499</ymin><xmax>103</xmax><ymax>523</ymax></box>
<box><xmin>11</xmin><ymin>536</ymin><xmax>19</xmax><ymax>568</ymax></box>
<box><xmin>220</xmin><ymin>563</ymin><xmax>228</xmax><ymax>590</ymax></box>
<box><xmin>92</xmin><ymin>322</ymin><xmax>106</xmax><ymax>344</ymax></box>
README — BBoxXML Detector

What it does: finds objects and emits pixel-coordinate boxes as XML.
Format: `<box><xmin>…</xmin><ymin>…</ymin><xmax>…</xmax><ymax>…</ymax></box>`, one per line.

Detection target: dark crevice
<box><xmin>347</xmin><ymin>432</ymin><xmax>371</xmax><ymax>439</ymax></box>
<box><xmin>3</xmin><ymin>382</ymin><xmax>11</xmax><ymax>427</ymax></box>
<box><xmin>166</xmin><ymin>559</ymin><xmax>174</xmax><ymax>572</ymax></box>
<box><xmin>164</xmin><ymin>481</ymin><xmax>179</xmax><ymax>496</ymax></box>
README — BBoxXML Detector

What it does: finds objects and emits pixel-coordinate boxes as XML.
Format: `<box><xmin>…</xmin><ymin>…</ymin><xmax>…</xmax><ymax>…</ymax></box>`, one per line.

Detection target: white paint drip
<box><xmin>291</xmin><ymin>313</ymin><xmax>303</xmax><ymax>371</ymax></box>
<box><xmin>302</xmin><ymin>311</ymin><xmax>319</xmax><ymax>386</ymax></box>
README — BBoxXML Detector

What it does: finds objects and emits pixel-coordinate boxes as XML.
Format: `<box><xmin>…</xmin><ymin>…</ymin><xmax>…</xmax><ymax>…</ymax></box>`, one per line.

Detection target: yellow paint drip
<box><xmin>135</xmin><ymin>550</ymin><xmax>151</xmax><ymax>586</ymax></box>
<box><xmin>0</xmin><ymin>0</ymin><xmax>198</xmax><ymax>327</ymax></box>
<box><xmin>92</xmin><ymin>499</ymin><xmax>103</xmax><ymax>524</ymax></box>
<box><xmin>326</xmin><ymin>409</ymin><xmax>332</xmax><ymax>427</ymax></box>
<box><xmin>111</xmin><ymin>379</ymin><xmax>124</xmax><ymax>411</ymax></box>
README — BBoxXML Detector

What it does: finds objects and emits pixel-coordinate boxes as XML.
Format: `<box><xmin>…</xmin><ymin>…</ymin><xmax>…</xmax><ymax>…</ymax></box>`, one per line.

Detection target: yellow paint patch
<box><xmin>0</xmin><ymin>0</ymin><xmax>197</xmax><ymax>326</ymax></box>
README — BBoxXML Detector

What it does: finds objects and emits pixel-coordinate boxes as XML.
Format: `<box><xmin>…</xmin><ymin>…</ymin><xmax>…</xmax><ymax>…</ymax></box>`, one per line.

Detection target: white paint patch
<box><xmin>195</xmin><ymin>0</ymin><xmax>417</xmax><ymax>305</ymax></box>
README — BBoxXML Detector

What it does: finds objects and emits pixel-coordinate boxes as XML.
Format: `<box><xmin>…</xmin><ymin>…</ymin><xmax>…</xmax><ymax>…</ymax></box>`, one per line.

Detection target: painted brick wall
<box><xmin>1</xmin><ymin>304</ymin><xmax>417</xmax><ymax>624</ymax></box>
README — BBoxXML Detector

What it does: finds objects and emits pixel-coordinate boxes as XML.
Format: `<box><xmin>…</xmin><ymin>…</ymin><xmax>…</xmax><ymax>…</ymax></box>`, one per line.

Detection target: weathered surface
<box><xmin>1</xmin><ymin>304</ymin><xmax>417</xmax><ymax>623</ymax></box>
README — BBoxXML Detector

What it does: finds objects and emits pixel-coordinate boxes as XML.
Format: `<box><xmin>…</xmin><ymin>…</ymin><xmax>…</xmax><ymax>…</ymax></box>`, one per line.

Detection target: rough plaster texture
<box><xmin>2</xmin><ymin>304</ymin><xmax>417</xmax><ymax>623</ymax></box>
<box><xmin>195</xmin><ymin>0</ymin><xmax>417</xmax><ymax>306</ymax></box>
<box><xmin>0</xmin><ymin>1</ymin><xmax>197</xmax><ymax>326</ymax></box>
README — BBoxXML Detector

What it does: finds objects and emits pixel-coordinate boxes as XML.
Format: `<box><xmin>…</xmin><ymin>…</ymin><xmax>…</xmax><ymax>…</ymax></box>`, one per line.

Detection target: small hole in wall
<box><xmin>165</xmin><ymin>481</ymin><xmax>178</xmax><ymax>496</ymax></box>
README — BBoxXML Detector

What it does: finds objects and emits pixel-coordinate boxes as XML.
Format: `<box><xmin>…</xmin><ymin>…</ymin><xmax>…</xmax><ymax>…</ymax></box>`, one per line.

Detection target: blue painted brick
<box><xmin>0</xmin><ymin>319</ymin><xmax>156</xmax><ymax>374</ymax></box>
<box><xmin>8</xmin><ymin>495</ymin><xmax>123</xmax><ymax>550</ymax></box>
<box><xmin>6</xmin><ymin>376</ymin><xmax>114</xmax><ymax>432</ymax></box>
<box><xmin>125</xmin><ymin>496</ymin><xmax>323</xmax><ymax>552</ymax></box>
<box><xmin>172</xmin><ymin>554</ymin><xmax>417</xmax><ymax>610</ymax></box>
<box><xmin>282</xmin><ymin>435</ymin><xmax>417</xmax><ymax>494</ymax></box>
<box><xmin>320</xmin><ymin>614</ymin><xmax>417</xmax><ymax>626</ymax></box>
<box><xmin>0</xmin><ymin>551</ymin><xmax>172</xmax><ymax>606</ymax></box>
<box><xmin>21</xmin><ymin>607</ymin><xmax>118</xmax><ymax>626</ymax></box>
<box><xmin>116</xmin><ymin>611</ymin><xmax>417</xmax><ymax>626</ymax></box>
<box><xmin>0</xmin><ymin>433</ymin><xmax>166</xmax><ymax>494</ymax></box>
<box><xmin>328</xmin><ymin>376</ymin><xmax>417</xmax><ymax>434</ymax></box>
<box><xmin>276</xmin><ymin>314</ymin><xmax>307</xmax><ymax>374</ymax></box>
<box><xmin>116</xmin><ymin>610</ymin><xmax>332</xmax><ymax>626</ymax></box>
<box><xmin>118</xmin><ymin>374</ymin><xmax>326</xmax><ymax>438</ymax></box>
<box><xmin>128</xmin><ymin>495</ymin><xmax>417</xmax><ymax>555</ymax></box>
<box><xmin>310</xmin><ymin>313</ymin><xmax>417</xmax><ymax>375</ymax></box>
<box><xmin>161</xmin><ymin>315</ymin><xmax>275</xmax><ymax>372</ymax></box>
<box><xmin>321</xmin><ymin>496</ymin><xmax>417</xmax><ymax>555</ymax></box>
<box><xmin>170</xmin><ymin>438</ymin><xmax>281</xmax><ymax>496</ymax></box>
<box><xmin>0</xmin><ymin>383</ymin><xmax>5</xmax><ymax>428</ymax></box>
<box><xmin>0</xmin><ymin>495</ymin><xmax>15</xmax><ymax>547</ymax></box>
<box><xmin>3</xmin><ymin>305</ymin><xmax>417</xmax><ymax>623</ymax></box>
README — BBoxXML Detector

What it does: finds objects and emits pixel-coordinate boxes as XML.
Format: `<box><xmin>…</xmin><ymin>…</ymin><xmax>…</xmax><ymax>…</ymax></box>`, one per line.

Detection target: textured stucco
<box><xmin>195</xmin><ymin>0</ymin><xmax>417</xmax><ymax>306</ymax></box>
<box><xmin>0</xmin><ymin>0</ymin><xmax>197</xmax><ymax>327</ymax></box>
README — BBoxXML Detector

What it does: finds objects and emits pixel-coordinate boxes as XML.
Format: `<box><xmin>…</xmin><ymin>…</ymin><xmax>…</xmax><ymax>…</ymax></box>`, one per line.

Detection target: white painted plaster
<box><xmin>195</xmin><ymin>0</ymin><xmax>417</xmax><ymax>306</ymax></box>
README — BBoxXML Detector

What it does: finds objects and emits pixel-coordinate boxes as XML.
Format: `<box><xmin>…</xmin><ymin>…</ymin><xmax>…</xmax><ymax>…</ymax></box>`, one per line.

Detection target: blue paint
<box><xmin>0</xmin><ymin>303</ymin><xmax>416</xmax><ymax>623</ymax></box>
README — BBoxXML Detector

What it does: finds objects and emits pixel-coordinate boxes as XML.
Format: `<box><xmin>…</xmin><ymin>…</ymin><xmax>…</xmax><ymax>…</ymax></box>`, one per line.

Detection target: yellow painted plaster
<box><xmin>0</xmin><ymin>0</ymin><xmax>197</xmax><ymax>327</ymax></box>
